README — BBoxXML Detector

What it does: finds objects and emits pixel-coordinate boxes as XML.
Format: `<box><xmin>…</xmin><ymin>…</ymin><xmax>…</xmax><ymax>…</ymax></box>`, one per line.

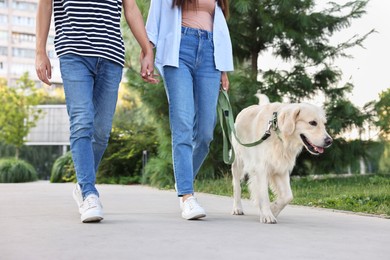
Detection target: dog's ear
<box><xmin>278</xmin><ymin>105</ymin><xmax>300</xmax><ymax>135</ymax></box>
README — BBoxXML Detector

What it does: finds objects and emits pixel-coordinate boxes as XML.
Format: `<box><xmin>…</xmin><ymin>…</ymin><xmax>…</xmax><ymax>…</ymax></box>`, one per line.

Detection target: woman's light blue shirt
<box><xmin>146</xmin><ymin>0</ymin><xmax>234</xmax><ymax>79</ymax></box>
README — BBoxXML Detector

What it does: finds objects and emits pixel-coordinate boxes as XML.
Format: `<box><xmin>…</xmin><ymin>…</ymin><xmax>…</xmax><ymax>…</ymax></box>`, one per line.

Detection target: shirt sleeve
<box><xmin>145</xmin><ymin>0</ymin><xmax>161</xmax><ymax>47</ymax></box>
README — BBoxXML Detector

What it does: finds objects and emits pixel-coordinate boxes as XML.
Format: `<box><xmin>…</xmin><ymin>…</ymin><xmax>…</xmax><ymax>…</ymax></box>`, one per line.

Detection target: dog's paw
<box><xmin>260</xmin><ymin>214</ymin><xmax>277</xmax><ymax>224</ymax></box>
<box><xmin>232</xmin><ymin>208</ymin><xmax>245</xmax><ymax>215</ymax></box>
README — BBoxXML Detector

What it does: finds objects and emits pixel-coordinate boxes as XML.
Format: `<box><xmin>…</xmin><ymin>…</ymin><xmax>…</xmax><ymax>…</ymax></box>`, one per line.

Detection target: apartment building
<box><xmin>0</xmin><ymin>0</ymin><xmax>62</xmax><ymax>88</ymax></box>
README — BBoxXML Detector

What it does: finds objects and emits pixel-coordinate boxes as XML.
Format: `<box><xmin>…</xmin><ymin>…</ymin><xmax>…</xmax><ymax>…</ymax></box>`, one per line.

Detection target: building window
<box><xmin>0</xmin><ymin>31</ymin><xmax>8</xmax><ymax>41</ymax></box>
<box><xmin>12</xmin><ymin>48</ymin><xmax>35</xmax><ymax>59</ymax></box>
<box><xmin>0</xmin><ymin>0</ymin><xmax>7</xmax><ymax>8</ymax></box>
<box><xmin>0</xmin><ymin>15</ymin><xmax>8</xmax><ymax>24</ymax></box>
<box><xmin>12</xmin><ymin>16</ymin><xmax>35</xmax><ymax>27</ymax></box>
<box><xmin>12</xmin><ymin>32</ymin><xmax>36</xmax><ymax>44</ymax></box>
<box><xmin>12</xmin><ymin>1</ymin><xmax>37</xmax><ymax>11</ymax></box>
<box><xmin>0</xmin><ymin>46</ymin><xmax>7</xmax><ymax>56</ymax></box>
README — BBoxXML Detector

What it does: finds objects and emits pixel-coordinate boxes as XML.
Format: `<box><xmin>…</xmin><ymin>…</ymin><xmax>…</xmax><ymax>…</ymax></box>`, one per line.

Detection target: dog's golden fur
<box><xmin>231</xmin><ymin>94</ymin><xmax>332</xmax><ymax>223</ymax></box>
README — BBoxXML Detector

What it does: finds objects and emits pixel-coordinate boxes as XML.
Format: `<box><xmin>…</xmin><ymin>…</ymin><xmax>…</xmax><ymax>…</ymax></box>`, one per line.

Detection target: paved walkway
<box><xmin>1</xmin><ymin>181</ymin><xmax>389</xmax><ymax>260</ymax></box>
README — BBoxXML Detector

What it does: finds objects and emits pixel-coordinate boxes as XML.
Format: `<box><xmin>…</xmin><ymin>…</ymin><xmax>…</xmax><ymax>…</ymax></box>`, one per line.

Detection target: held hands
<box><xmin>220</xmin><ymin>72</ymin><xmax>229</xmax><ymax>91</ymax></box>
<box><xmin>140</xmin><ymin>49</ymin><xmax>159</xmax><ymax>84</ymax></box>
<box><xmin>35</xmin><ymin>52</ymin><xmax>52</xmax><ymax>85</ymax></box>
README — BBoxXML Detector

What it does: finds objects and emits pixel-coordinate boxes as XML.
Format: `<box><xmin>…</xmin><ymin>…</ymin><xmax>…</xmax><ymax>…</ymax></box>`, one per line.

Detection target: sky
<box><xmin>259</xmin><ymin>0</ymin><xmax>390</xmax><ymax>107</ymax></box>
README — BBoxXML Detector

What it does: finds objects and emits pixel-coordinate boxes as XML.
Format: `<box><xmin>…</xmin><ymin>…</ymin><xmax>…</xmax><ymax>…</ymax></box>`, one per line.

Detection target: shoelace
<box><xmin>83</xmin><ymin>196</ymin><xmax>100</xmax><ymax>209</ymax></box>
<box><xmin>184</xmin><ymin>197</ymin><xmax>199</xmax><ymax>210</ymax></box>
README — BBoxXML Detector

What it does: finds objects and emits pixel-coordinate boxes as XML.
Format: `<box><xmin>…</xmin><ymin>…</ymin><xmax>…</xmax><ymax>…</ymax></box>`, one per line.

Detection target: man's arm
<box><xmin>123</xmin><ymin>0</ymin><xmax>158</xmax><ymax>83</ymax></box>
<box><xmin>35</xmin><ymin>0</ymin><xmax>53</xmax><ymax>85</ymax></box>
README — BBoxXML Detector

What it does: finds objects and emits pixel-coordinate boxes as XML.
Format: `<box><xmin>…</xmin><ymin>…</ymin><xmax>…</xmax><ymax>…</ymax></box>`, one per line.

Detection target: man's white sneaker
<box><xmin>181</xmin><ymin>196</ymin><xmax>206</xmax><ymax>220</ymax></box>
<box><xmin>79</xmin><ymin>194</ymin><xmax>104</xmax><ymax>223</ymax></box>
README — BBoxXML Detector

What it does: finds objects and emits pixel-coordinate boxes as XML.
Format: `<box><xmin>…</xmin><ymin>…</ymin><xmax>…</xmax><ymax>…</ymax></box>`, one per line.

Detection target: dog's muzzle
<box><xmin>300</xmin><ymin>134</ymin><xmax>333</xmax><ymax>155</ymax></box>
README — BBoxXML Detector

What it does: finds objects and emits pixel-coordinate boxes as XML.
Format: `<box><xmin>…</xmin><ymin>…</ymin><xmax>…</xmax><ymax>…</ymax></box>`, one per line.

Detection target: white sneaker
<box><xmin>73</xmin><ymin>184</ymin><xmax>104</xmax><ymax>223</ymax></box>
<box><xmin>79</xmin><ymin>194</ymin><xmax>104</xmax><ymax>223</ymax></box>
<box><xmin>181</xmin><ymin>196</ymin><xmax>206</xmax><ymax>220</ymax></box>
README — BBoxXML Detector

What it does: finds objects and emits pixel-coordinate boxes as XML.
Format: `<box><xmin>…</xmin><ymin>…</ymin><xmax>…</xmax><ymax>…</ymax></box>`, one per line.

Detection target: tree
<box><xmin>0</xmin><ymin>73</ymin><xmax>44</xmax><ymax>159</ymax></box>
<box><xmin>230</xmin><ymin>0</ymin><xmax>372</xmax><ymax>72</ymax></box>
<box><xmin>374</xmin><ymin>88</ymin><xmax>390</xmax><ymax>140</ymax></box>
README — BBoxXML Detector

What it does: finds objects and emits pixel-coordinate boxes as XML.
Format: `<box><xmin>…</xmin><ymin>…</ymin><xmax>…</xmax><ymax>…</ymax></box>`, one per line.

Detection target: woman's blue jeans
<box><xmin>60</xmin><ymin>54</ymin><xmax>122</xmax><ymax>198</ymax></box>
<box><xmin>164</xmin><ymin>27</ymin><xmax>221</xmax><ymax>196</ymax></box>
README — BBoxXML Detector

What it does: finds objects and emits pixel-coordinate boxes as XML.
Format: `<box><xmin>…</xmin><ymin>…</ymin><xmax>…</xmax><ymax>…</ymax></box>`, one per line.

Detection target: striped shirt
<box><xmin>53</xmin><ymin>0</ymin><xmax>125</xmax><ymax>67</ymax></box>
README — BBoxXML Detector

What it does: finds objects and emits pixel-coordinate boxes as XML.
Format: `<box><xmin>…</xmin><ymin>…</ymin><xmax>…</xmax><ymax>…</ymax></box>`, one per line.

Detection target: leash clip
<box><xmin>271</xmin><ymin>112</ymin><xmax>278</xmax><ymax>131</ymax></box>
<box><xmin>263</xmin><ymin>112</ymin><xmax>278</xmax><ymax>140</ymax></box>
<box><xmin>265</xmin><ymin>120</ymin><xmax>273</xmax><ymax>135</ymax></box>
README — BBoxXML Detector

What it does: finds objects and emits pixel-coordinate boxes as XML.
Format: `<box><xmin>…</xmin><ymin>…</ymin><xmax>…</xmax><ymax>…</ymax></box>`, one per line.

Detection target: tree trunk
<box><xmin>15</xmin><ymin>147</ymin><xmax>19</xmax><ymax>160</ymax></box>
<box><xmin>251</xmin><ymin>51</ymin><xmax>258</xmax><ymax>77</ymax></box>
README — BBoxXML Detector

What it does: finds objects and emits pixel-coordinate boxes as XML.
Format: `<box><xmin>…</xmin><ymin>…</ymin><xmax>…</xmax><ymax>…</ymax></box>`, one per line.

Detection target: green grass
<box><xmin>194</xmin><ymin>174</ymin><xmax>390</xmax><ymax>218</ymax></box>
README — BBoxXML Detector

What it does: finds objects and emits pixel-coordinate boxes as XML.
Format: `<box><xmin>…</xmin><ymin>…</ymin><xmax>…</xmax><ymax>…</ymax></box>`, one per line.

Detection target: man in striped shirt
<box><xmin>35</xmin><ymin>0</ymin><xmax>157</xmax><ymax>223</ymax></box>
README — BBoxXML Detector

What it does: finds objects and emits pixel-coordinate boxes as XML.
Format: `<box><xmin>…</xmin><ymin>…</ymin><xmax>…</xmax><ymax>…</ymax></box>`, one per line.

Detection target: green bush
<box><xmin>96</xmin><ymin>126</ymin><xmax>157</xmax><ymax>184</ymax></box>
<box><xmin>0</xmin><ymin>142</ymin><xmax>64</xmax><ymax>180</ymax></box>
<box><xmin>142</xmin><ymin>156</ymin><xmax>174</xmax><ymax>189</ymax></box>
<box><xmin>50</xmin><ymin>152</ymin><xmax>75</xmax><ymax>183</ymax></box>
<box><xmin>0</xmin><ymin>158</ymin><xmax>38</xmax><ymax>183</ymax></box>
<box><xmin>49</xmin><ymin>126</ymin><xmax>158</xmax><ymax>184</ymax></box>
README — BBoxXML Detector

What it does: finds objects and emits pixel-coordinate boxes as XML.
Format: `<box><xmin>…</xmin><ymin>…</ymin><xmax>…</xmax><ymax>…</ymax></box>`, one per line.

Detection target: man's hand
<box><xmin>140</xmin><ymin>50</ymin><xmax>159</xmax><ymax>84</ymax></box>
<box><xmin>35</xmin><ymin>52</ymin><xmax>52</xmax><ymax>85</ymax></box>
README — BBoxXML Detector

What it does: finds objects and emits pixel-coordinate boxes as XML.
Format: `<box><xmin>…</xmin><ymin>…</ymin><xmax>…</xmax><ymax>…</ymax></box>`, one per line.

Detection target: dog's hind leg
<box><xmin>270</xmin><ymin>174</ymin><xmax>293</xmax><ymax>218</ymax></box>
<box><xmin>232</xmin><ymin>159</ymin><xmax>244</xmax><ymax>215</ymax></box>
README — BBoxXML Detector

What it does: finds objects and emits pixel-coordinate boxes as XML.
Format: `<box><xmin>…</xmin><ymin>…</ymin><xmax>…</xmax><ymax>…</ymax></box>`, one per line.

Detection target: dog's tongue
<box><xmin>314</xmin><ymin>146</ymin><xmax>324</xmax><ymax>154</ymax></box>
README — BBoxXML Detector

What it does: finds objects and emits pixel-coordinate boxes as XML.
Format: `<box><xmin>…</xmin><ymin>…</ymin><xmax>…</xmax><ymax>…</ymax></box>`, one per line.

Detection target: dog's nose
<box><xmin>324</xmin><ymin>136</ymin><xmax>333</xmax><ymax>147</ymax></box>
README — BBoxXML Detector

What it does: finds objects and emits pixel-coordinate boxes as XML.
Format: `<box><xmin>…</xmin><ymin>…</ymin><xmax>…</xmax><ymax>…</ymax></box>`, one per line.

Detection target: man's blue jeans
<box><xmin>60</xmin><ymin>54</ymin><xmax>122</xmax><ymax>198</ymax></box>
<box><xmin>164</xmin><ymin>27</ymin><xmax>221</xmax><ymax>196</ymax></box>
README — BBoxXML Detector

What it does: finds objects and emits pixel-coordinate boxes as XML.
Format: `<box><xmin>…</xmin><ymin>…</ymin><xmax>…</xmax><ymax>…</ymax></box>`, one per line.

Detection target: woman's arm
<box><xmin>145</xmin><ymin>0</ymin><xmax>162</xmax><ymax>47</ymax></box>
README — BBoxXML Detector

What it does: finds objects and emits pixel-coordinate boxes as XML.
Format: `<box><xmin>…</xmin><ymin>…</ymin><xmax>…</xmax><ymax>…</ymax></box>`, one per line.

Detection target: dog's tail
<box><xmin>254</xmin><ymin>90</ymin><xmax>270</xmax><ymax>105</ymax></box>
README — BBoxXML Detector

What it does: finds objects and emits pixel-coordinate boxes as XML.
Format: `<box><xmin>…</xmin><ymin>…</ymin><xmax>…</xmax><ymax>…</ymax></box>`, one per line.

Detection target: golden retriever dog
<box><xmin>231</xmin><ymin>93</ymin><xmax>332</xmax><ymax>223</ymax></box>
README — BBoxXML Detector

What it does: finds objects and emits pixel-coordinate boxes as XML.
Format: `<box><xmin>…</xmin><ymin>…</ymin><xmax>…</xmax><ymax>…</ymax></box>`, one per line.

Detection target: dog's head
<box><xmin>277</xmin><ymin>103</ymin><xmax>333</xmax><ymax>155</ymax></box>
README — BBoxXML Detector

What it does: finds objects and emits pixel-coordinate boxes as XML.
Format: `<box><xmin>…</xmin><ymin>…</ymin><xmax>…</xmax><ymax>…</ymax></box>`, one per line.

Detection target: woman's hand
<box><xmin>220</xmin><ymin>72</ymin><xmax>229</xmax><ymax>91</ymax></box>
<box><xmin>140</xmin><ymin>49</ymin><xmax>159</xmax><ymax>84</ymax></box>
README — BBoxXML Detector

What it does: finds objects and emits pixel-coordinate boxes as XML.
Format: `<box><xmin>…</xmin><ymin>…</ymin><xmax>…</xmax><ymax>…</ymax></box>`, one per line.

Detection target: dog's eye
<box><xmin>309</xmin><ymin>121</ymin><xmax>317</xmax><ymax>126</ymax></box>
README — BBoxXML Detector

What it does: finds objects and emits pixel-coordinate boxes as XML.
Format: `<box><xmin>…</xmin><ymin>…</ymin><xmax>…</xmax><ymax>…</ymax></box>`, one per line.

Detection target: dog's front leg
<box><xmin>232</xmin><ymin>160</ymin><xmax>244</xmax><ymax>215</ymax></box>
<box><xmin>270</xmin><ymin>174</ymin><xmax>293</xmax><ymax>217</ymax></box>
<box><xmin>253</xmin><ymin>173</ymin><xmax>277</xmax><ymax>224</ymax></box>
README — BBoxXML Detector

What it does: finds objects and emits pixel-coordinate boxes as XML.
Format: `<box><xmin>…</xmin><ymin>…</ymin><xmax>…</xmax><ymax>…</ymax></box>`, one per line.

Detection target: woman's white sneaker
<box><xmin>72</xmin><ymin>184</ymin><xmax>104</xmax><ymax>223</ymax></box>
<box><xmin>181</xmin><ymin>196</ymin><xmax>206</xmax><ymax>220</ymax></box>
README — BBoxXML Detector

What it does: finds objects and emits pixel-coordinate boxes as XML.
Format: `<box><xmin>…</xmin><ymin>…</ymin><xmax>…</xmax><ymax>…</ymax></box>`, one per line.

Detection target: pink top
<box><xmin>182</xmin><ymin>0</ymin><xmax>215</xmax><ymax>32</ymax></box>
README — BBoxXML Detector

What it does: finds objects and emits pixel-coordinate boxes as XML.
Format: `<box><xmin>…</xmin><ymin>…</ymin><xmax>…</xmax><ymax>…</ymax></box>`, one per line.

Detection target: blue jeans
<box><xmin>164</xmin><ymin>27</ymin><xmax>221</xmax><ymax>196</ymax></box>
<box><xmin>60</xmin><ymin>54</ymin><xmax>122</xmax><ymax>198</ymax></box>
